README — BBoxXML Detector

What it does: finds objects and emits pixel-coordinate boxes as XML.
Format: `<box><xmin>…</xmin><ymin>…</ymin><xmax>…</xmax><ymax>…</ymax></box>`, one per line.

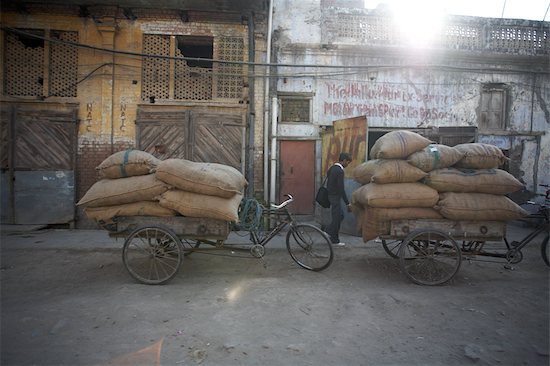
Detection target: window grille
<box><xmin>281</xmin><ymin>97</ymin><xmax>310</xmax><ymax>123</ymax></box>
<box><xmin>3</xmin><ymin>29</ymin><xmax>78</xmax><ymax>98</ymax></box>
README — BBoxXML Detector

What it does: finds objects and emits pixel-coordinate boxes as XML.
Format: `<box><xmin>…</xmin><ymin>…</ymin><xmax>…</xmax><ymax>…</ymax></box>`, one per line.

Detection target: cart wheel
<box><xmin>122</xmin><ymin>226</ymin><xmax>183</xmax><ymax>285</ymax></box>
<box><xmin>381</xmin><ymin>239</ymin><xmax>401</xmax><ymax>258</ymax></box>
<box><xmin>398</xmin><ymin>229</ymin><xmax>461</xmax><ymax>286</ymax></box>
<box><xmin>286</xmin><ymin>224</ymin><xmax>333</xmax><ymax>271</ymax></box>
<box><xmin>541</xmin><ymin>235</ymin><xmax>549</xmax><ymax>267</ymax></box>
<box><xmin>506</xmin><ymin>249</ymin><xmax>523</xmax><ymax>264</ymax></box>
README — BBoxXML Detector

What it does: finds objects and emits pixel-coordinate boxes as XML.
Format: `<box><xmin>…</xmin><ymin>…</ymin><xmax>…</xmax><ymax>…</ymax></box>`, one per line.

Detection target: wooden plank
<box><xmin>388</xmin><ymin>219</ymin><xmax>506</xmax><ymax>241</ymax></box>
<box><xmin>113</xmin><ymin>216</ymin><xmax>230</xmax><ymax>240</ymax></box>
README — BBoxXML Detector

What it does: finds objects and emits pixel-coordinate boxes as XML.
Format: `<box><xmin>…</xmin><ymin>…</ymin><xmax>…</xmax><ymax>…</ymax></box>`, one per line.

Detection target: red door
<box><xmin>279</xmin><ymin>140</ymin><xmax>315</xmax><ymax>215</ymax></box>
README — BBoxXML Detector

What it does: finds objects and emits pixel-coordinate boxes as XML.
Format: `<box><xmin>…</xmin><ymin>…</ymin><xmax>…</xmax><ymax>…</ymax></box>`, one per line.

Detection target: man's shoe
<box><xmin>332</xmin><ymin>242</ymin><xmax>346</xmax><ymax>247</ymax></box>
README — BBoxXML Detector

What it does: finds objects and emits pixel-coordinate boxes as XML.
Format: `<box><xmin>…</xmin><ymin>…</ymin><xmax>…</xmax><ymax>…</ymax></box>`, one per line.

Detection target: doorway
<box><xmin>279</xmin><ymin>140</ymin><xmax>315</xmax><ymax>215</ymax></box>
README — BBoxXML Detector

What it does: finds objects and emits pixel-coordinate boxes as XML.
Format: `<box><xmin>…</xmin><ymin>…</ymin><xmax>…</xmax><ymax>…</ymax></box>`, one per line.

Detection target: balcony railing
<box><xmin>323</xmin><ymin>9</ymin><xmax>549</xmax><ymax>56</ymax></box>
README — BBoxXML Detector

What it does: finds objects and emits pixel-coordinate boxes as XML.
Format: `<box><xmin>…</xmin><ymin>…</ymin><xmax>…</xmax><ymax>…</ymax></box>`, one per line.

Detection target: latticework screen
<box><xmin>142</xmin><ymin>34</ymin><xmax>170</xmax><ymax>101</ymax></box>
<box><xmin>215</xmin><ymin>37</ymin><xmax>244</xmax><ymax>99</ymax></box>
<box><xmin>4</xmin><ymin>29</ymin><xmax>45</xmax><ymax>97</ymax></box>
<box><xmin>49</xmin><ymin>31</ymin><xmax>78</xmax><ymax>97</ymax></box>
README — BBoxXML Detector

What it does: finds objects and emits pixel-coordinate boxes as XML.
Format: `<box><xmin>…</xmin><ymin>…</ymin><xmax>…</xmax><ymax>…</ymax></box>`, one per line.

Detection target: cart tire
<box><xmin>398</xmin><ymin>229</ymin><xmax>461</xmax><ymax>286</ymax></box>
<box><xmin>286</xmin><ymin>224</ymin><xmax>333</xmax><ymax>271</ymax></box>
<box><xmin>540</xmin><ymin>235</ymin><xmax>549</xmax><ymax>267</ymax></box>
<box><xmin>381</xmin><ymin>239</ymin><xmax>401</xmax><ymax>258</ymax></box>
<box><xmin>122</xmin><ymin>226</ymin><xmax>183</xmax><ymax>285</ymax></box>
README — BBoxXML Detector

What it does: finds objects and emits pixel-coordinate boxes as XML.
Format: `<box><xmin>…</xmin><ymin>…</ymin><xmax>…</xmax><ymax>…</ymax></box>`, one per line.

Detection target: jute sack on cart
<box><xmin>360</xmin><ymin>206</ymin><xmax>444</xmax><ymax>242</ymax></box>
<box><xmin>158</xmin><ymin>189</ymin><xmax>243</xmax><ymax>222</ymax></box>
<box><xmin>352</xmin><ymin>182</ymin><xmax>439</xmax><ymax>208</ymax></box>
<box><xmin>424</xmin><ymin>168</ymin><xmax>524</xmax><ymax>194</ymax></box>
<box><xmin>370</xmin><ymin>130</ymin><xmax>432</xmax><ymax>159</ymax></box>
<box><xmin>352</xmin><ymin>159</ymin><xmax>427</xmax><ymax>184</ymax></box>
<box><xmin>96</xmin><ymin>149</ymin><xmax>161</xmax><ymax>179</ymax></box>
<box><xmin>406</xmin><ymin>144</ymin><xmax>464</xmax><ymax>172</ymax></box>
<box><xmin>84</xmin><ymin>201</ymin><xmax>177</xmax><ymax>223</ymax></box>
<box><xmin>77</xmin><ymin>174</ymin><xmax>169</xmax><ymax>208</ymax></box>
<box><xmin>453</xmin><ymin>143</ymin><xmax>508</xmax><ymax>169</ymax></box>
<box><xmin>155</xmin><ymin>159</ymin><xmax>247</xmax><ymax>198</ymax></box>
<box><xmin>435</xmin><ymin>192</ymin><xmax>528</xmax><ymax>221</ymax></box>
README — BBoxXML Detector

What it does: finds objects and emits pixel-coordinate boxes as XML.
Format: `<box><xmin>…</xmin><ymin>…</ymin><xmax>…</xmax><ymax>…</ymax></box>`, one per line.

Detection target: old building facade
<box><xmin>1</xmin><ymin>0</ymin><xmax>548</xmax><ymax>226</ymax></box>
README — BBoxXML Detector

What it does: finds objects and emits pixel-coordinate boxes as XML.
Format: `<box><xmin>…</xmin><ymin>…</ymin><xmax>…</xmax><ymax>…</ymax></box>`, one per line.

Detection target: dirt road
<box><xmin>1</xmin><ymin>223</ymin><xmax>548</xmax><ymax>365</ymax></box>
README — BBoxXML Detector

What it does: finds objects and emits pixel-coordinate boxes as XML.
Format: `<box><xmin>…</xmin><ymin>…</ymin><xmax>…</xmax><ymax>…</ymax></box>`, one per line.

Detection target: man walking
<box><xmin>326</xmin><ymin>152</ymin><xmax>352</xmax><ymax>246</ymax></box>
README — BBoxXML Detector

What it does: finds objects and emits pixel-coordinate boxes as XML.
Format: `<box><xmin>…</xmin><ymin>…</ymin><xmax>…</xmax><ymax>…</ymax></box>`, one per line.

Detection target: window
<box><xmin>479</xmin><ymin>83</ymin><xmax>507</xmax><ymax>131</ymax></box>
<box><xmin>141</xmin><ymin>34</ymin><xmax>244</xmax><ymax>102</ymax></box>
<box><xmin>280</xmin><ymin>96</ymin><xmax>311</xmax><ymax>123</ymax></box>
<box><xmin>3</xmin><ymin>29</ymin><xmax>78</xmax><ymax>98</ymax></box>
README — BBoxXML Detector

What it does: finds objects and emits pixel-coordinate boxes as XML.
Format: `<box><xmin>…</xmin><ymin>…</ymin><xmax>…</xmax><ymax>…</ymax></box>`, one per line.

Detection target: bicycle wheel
<box><xmin>122</xmin><ymin>226</ymin><xmax>183</xmax><ymax>285</ymax></box>
<box><xmin>381</xmin><ymin>239</ymin><xmax>401</xmax><ymax>258</ymax></box>
<box><xmin>541</xmin><ymin>235</ymin><xmax>550</xmax><ymax>267</ymax></box>
<box><xmin>286</xmin><ymin>224</ymin><xmax>333</xmax><ymax>271</ymax></box>
<box><xmin>398</xmin><ymin>229</ymin><xmax>461</xmax><ymax>286</ymax></box>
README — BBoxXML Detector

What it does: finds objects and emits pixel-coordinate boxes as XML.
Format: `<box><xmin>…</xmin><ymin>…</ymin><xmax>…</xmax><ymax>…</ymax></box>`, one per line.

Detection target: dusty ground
<box><xmin>1</xmin><ymin>223</ymin><xmax>548</xmax><ymax>366</ymax></box>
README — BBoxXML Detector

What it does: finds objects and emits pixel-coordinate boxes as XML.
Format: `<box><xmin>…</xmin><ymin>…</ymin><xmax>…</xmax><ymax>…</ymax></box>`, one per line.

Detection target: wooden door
<box><xmin>136</xmin><ymin>106</ymin><xmax>245</xmax><ymax>171</ymax></box>
<box><xmin>0</xmin><ymin>102</ymin><xmax>77</xmax><ymax>225</ymax></box>
<box><xmin>279</xmin><ymin>140</ymin><xmax>315</xmax><ymax>215</ymax></box>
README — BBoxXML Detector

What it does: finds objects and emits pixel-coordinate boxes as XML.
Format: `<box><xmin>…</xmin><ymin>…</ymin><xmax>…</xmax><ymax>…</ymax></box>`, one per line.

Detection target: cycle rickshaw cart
<box><xmin>106</xmin><ymin>194</ymin><xmax>334</xmax><ymax>285</ymax></box>
<box><xmin>379</xmin><ymin>210</ymin><xmax>549</xmax><ymax>286</ymax></box>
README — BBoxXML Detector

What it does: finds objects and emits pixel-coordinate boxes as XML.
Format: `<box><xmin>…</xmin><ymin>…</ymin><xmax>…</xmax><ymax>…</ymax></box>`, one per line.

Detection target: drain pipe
<box><xmin>269</xmin><ymin>97</ymin><xmax>278</xmax><ymax>204</ymax></box>
<box><xmin>263</xmin><ymin>0</ymin><xmax>274</xmax><ymax>203</ymax></box>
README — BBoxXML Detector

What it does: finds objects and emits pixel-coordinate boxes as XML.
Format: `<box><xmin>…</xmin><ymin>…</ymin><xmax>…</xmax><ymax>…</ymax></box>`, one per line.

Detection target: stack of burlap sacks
<box><xmin>77</xmin><ymin>150</ymin><xmax>246</xmax><ymax>225</ymax></box>
<box><xmin>351</xmin><ymin>130</ymin><xmax>528</xmax><ymax>242</ymax></box>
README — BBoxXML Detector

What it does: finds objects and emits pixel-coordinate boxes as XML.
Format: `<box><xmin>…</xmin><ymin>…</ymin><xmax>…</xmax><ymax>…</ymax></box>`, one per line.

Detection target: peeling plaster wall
<box><xmin>272</xmin><ymin>0</ymin><xmax>549</xmax><ymax>197</ymax></box>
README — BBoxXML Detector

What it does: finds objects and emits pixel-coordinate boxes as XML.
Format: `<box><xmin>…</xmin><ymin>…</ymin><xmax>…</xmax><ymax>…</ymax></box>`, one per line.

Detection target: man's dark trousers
<box><xmin>326</xmin><ymin>194</ymin><xmax>344</xmax><ymax>243</ymax></box>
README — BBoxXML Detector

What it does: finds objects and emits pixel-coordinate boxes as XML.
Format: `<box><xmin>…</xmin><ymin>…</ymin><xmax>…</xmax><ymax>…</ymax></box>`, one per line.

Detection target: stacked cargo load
<box><xmin>77</xmin><ymin>150</ymin><xmax>246</xmax><ymax>226</ymax></box>
<box><xmin>351</xmin><ymin>131</ymin><xmax>528</xmax><ymax>243</ymax></box>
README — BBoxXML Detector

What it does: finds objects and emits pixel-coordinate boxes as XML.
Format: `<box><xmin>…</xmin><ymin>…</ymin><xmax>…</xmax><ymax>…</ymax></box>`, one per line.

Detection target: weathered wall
<box><xmin>272</xmin><ymin>0</ymin><xmax>550</xmax><ymax>196</ymax></box>
<box><xmin>2</xmin><ymin>6</ymin><xmax>268</xmax><ymax>225</ymax></box>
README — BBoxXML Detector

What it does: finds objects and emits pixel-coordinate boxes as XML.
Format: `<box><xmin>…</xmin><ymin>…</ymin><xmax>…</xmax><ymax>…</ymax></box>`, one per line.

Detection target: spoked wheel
<box><xmin>381</xmin><ymin>239</ymin><xmax>401</xmax><ymax>258</ymax></box>
<box><xmin>398</xmin><ymin>229</ymin><xmax>461</xmax><ymax>286</ymax></box>
<box><xmin>122</xmin><ymin>226</ymin><xmax>183</xmax><ymax>285</ymax></box>
<box><xmin>286</xmin><ymin>224</ymin><xmax>333</xmax><ymax>271</ymax></box>
<box><xmin>541</xmin><ymin>235</ymin><xmax>549</xmax><ymax>267</ymax></box>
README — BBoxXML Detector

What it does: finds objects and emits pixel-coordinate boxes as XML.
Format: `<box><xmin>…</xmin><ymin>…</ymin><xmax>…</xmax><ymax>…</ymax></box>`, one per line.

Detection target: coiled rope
<box><xmin>238</xmin><ymin>198</ymin><xmax>265</xmax><ymax>231</ymax></box>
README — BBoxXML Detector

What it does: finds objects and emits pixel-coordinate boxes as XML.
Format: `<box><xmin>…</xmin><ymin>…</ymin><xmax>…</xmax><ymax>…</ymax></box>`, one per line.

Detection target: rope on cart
<box><xmin>238</xmin><ymin>198</ymin><xmax>264</xmax><ymax>231</ymax></box>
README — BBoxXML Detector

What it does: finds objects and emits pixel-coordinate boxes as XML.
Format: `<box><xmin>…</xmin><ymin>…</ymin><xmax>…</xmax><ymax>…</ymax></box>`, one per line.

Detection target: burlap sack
<box><xmin>353</xmin><ymin>183</ymin><xmax>439</xmax><ymax>208</ymax></box>
<box><xmin>159</xmin><ymin>189</ymin><xmax>242</xmax><ymax>222</ymax></box>
<box><xmin>156</xmin><ymin>159</ymin><xmax>246</xmax><ymax>198</ymax></box>
<box><xmin>453</xmin><ymin>143</ymin><xmax>507</xmax><ymax>169</ymax></box>
<box><xmin>435</xmin><ymin>192</ymin><xmax>528</xmax><ymax>221</ymax></box>
<box><xmin>424</xmin><ymin>168</ymin><xmax>524</xmax><ymax>194</ymax></box>
<box><xmin>96</xmin><ymin>150</ymin><xmax>160</xmax><ymax>179</ymax></box>
<box><xmin>84</xmin><ymin>201</ymin><xmax>177</xmax><ymax>223</ymax></box>
<box><xmin>370</xmin><ymin>130</ymin><xmax>432</xmax><ymax>159</ymax></box>
<box><xmin>353</xmin><ymin>159</ymin><xmax>427</xmax><ymax>184</ymax></box>
<box><xmin>361</xmin><ymin>207</ymin><xmax>390</xmax><ymax>242</ymax></box>
<box><xmin>77</xmin><ymin>174</ymin><xmax>169</xmax><ymax>208</ymax></box>
<box><xmin>406</xmin><ymin>144</ymin><xmax>464</xmax><ymax>172</ymax></box>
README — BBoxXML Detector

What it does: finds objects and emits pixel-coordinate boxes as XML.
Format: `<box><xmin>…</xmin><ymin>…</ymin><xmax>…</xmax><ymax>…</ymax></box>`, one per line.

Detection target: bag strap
<box><xmin>321</xmin><ymin>173</ymin><xmax>328</xmax><ymax>187</ymax></box>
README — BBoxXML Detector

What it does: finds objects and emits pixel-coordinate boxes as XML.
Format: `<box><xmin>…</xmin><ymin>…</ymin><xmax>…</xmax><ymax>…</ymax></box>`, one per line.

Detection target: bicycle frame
<box><xmin>249</xmin><ymin>207</ymin><xmax>294</xmax><ymax>247</ymax></box>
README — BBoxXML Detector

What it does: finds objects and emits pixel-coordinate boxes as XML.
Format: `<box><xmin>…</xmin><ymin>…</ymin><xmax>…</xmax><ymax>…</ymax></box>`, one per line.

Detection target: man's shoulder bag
<box><xmin>315</xmin><ymin>175</ymin><xmax>330</xmax><ymax>208</ymax></box>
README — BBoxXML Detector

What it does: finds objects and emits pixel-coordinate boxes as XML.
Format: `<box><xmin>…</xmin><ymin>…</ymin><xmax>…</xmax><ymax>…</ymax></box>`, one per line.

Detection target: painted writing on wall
<box><xmin>322</xmin><ymin>82</ymin><xmax>458</xmax><ymax>121</ymax></box>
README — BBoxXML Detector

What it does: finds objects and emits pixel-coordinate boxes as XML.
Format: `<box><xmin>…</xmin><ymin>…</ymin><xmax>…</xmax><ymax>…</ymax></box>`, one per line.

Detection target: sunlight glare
<box><xmin>389</xmin><ymin>0</ymin><xmax>446</xmax><ymax>47</ymax></box>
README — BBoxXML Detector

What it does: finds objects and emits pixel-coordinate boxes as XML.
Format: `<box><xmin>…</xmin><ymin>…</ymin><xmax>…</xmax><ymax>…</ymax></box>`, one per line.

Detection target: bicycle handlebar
<box><xmin>270</xmin><ymin>194</ymin><xmax>294</xmax><ymax>209</ymax></box>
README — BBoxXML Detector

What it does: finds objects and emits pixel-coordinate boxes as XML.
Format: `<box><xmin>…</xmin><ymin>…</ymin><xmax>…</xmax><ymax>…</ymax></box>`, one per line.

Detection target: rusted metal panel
<box><xmin>279</xmin><ymin>140</ymin><xmax>315</xmax><ymax>215</ymax></box>
<box><xmin>0</xmin><ymin>103</ymin><xmax>77</xmax><ymax>225</ymax></box>
<box><xmin>14</xmin><ymin>170</ymin><xmax>75</xmax><ymax>224</ymax></box>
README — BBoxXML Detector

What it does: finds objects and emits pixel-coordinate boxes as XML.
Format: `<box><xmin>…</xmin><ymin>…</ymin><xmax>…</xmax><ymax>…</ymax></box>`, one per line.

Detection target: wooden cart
<box><xmin>379</xmin><ymin>219</ymin><xmax>507</xmax><ymax>286</ymax></box>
